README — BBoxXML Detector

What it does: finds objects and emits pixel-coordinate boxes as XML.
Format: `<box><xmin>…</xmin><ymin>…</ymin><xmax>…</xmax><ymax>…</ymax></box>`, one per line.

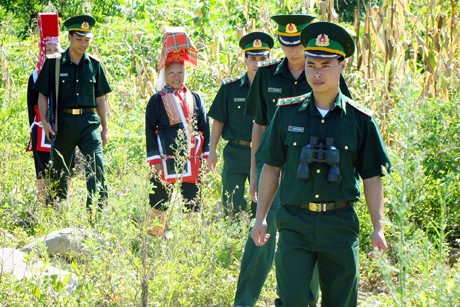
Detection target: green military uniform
<box><xmin>235</xmin><ymin>15</ymin><xmax>323</xmax><ymax>307</ymax></box>
<box><xmin>237</xmin><ymin>56</ymin><xmax>322</xmax><ymax>307</ymax></box>
<box><xmin>208</xmin><ymin>74</ymin><xmax>254</xmax><ymax>215</ymax></box>
<box><xmin>34</xmin><ymin>15</ymin><xmax>111</xmax><ymax>208</ymax></box>
<box><xmin>256</xmin><ymin>22</ymin><xmax>392</xmax><ymax>306</ymax></box>
<box><xmin>208</xmin><ymin>32</ymin><xmax>274</xmax><ymax>216</ymax></box>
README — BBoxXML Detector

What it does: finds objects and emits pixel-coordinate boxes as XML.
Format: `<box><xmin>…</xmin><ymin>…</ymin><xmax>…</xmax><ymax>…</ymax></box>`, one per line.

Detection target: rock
<box><xmin>0</xmin><ymin>248</ymin><xmax>78</xmax><ymax>294</ymax></box>
<box><xmin>21</xmin><ymin>228</ymin><xmax>89</xmax><ymax>258</ymax></box>
<box><xmin>0</xmin><ymin>248</ymin><xmax>36</xmax><ymax>279</ymax></box>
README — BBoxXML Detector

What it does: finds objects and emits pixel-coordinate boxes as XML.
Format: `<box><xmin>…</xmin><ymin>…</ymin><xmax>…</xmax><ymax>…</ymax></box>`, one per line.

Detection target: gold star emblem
<box><xmin>81</xmin><ymin>22</ymin><xmax>89</xmax><ymax>30</ymax></box>
<box><xmin>253</xmin><ymin>39</ymin><xmax>262</xmax><ymax>47</ymax></box>
<box><xmin>286</xmin><ymin>23</ymin><xmax>298</xmax><ymax>34</ymax></box>
<box><xmin>316</xmin><ymin>34</ymin><xmax>330</xmax><ymax>47</ymax></box>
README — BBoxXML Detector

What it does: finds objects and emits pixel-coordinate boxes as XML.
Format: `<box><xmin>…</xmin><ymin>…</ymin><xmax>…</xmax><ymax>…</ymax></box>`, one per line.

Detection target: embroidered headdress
<box><xmin>156</xmin><ymin>27</ymin><xmax>198</xmax><ymax>91</ymax></box>
<box><xmin>36</xmin><ymin>13</ymin><xmax>60</xmax><ymax>74</ymax></box>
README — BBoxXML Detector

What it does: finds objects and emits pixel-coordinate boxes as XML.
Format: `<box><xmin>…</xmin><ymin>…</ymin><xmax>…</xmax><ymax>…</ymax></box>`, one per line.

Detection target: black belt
<box><xmin>228</xmin><ymin>139</ymin><xmax>251</xmax><ymax>147</ymax></box>
<box><xmin>297</xmin><ymin>201</ymin><xmax>352</xmax><ymax>212</ymax></box>
<box><xmin>60</xmin><ymin>107</ymin><xmax>97</xmax><ymax>115</ymax></box>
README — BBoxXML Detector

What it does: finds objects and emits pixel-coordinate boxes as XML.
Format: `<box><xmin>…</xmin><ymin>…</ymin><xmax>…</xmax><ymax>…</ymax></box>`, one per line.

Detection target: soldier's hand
<box><xmin>207</xmin><ymin>151</ymin><xmax>217</xmax><ymax>171</ymax></box>
<box><xmin>251</xmin><ymin>219</ymin><xmax>270</xmax><ymax>246</ymax></box>
<box><xmin>368</xmin><ymin>228</ymin><xmax>387</xmax><ymax>258</ymax></box>
<box><xmin>101</xmin><ymin>128</ymin><xmax>108</xmax><ymax>148</ymax></box>
<box><xmin>41</xmin><ymin>121</ymin><xmax>55</xmax><ymax>141</ymax></box>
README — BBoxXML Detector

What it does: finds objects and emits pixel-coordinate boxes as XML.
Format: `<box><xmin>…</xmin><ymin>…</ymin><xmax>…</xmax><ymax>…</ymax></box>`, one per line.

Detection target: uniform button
<box><xmin>273</xmin><ymin>99</ymin><xmax>276</xmax><ymax>103</ymax></box>
<box><xmin>294</xmin><ymin>81</ymin><xmax>298</xmax><ymax>85</ymax></box>
<box><xmin>237</xmin><ymin>106</ymin><xmax>241</xmax><ymax>109</ymax></box>
<box><xmin>76</xmin><ymin>93</ymin><xmax>79</xmax><ymax>96</ymax></box>
<box><xmin>62</xmin><ymin>80</ymin><xmax>65</xmax><ymax>83</ymax></box>
<box><xmin>321</xmin><ymin>119</ymin><xmax>325</xmax><ymax>124</ymax></box>
<box><xmin>315</xmin><ymin>194</ymin><xmax>320</xmax><ymax>199</ymax></box>
<box><xmin>345</xmin><ymin>146</ymin><xmax>349</xmax><ymax>150</ymax></box>
<box><xmin>293</xmin><ymin>142</ymin><xmax>297</xmax><ymax>146</ymax></box>
<box><xmin>76</xmin><ymin>79</ymin><xmax>79</xmax><ymax>82</ymax></box>
<box><xmin>316</xmin><ymin>169</ymin><xmax>321</xmax><ymax>174</ymax></box>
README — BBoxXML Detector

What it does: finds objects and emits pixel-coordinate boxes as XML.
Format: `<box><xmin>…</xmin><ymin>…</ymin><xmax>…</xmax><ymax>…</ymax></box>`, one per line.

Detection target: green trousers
<box><xmin>234</xmin><ymin>160</ymin><xmax>319</xmax><ymax>306</ymax></box>
<box><xmin>222</xmin><ymin>143</ymin><xmax>252</xmax><ymax>216</ymax></box>
<box><xmin>275</xmin><ymin>205</ymin><xmax>359</xmax><ymax>307</ymax></box>
<box><xmin>50</xmin><ymin>112</ymin><xmax>106</xmax><ymax>208</ymax></box>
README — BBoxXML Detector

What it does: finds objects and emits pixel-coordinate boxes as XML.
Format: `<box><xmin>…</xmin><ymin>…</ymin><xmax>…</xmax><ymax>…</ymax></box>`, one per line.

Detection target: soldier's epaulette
<box><xmin>222</xmin><ymin>74</ymin><xmax>243</xmax><ymax>85</ymax></box>
<box><xmin>45</xmin><ymin>52</ymin><xmax>62</xmax><ymax>60</ymax></box>
<box><xmin>258</xmin><ymin>58</ymin><xmax>282</xmax><ymax>68</ymax></box>
<box><xmin>276</xmin><ymin>94</ymin><xmax>307</xmax><ymax>106</ymax></box>
<box><xmin>88</xmin><ymin>54</ymin><xmax>101</xmax><ymax>62</ymax></box>
<box><xmin>347</xmin><ymin>99</ymin><xmax>373</xmax><ymax>117</ymax></box>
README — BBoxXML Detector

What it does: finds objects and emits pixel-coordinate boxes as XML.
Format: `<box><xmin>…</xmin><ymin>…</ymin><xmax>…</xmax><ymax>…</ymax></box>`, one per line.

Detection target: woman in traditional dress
<box><xmin>145</xmin><ymin>28</ymin><xmax>210</xmax><ymax>237</ymax></box>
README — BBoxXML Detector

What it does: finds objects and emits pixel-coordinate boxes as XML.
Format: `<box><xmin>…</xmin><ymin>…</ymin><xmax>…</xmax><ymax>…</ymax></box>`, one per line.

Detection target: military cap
<box><xmin>63</xmin><ymin>14</ymin><xmax>96</xmax><ymax>38</ymax></box>
<box><xmin>301</xmin><ymin>21</ymin><xmax>355</xmax><ymax>58</ymax></box>
<box><xmin>239</xmin><ymin>31</ymin><xmax>274</xmax><ymax>56</ymax></box>
<box><xmin>271</xmin><ymin>14</ymin><xmax>316</xmax><ymax>47</ymax></box>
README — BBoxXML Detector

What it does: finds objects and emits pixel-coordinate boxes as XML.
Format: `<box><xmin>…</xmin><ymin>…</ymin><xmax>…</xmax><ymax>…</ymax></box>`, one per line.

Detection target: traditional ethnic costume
<box><xmin>145</xmin><ymin>29</ymin><xmax>209</xmax><ymax>235</ymax></box>
<box><xmin>26</xmin><ymin>13</ymin><xmax>59</xmax><ymax>178</ymax></box>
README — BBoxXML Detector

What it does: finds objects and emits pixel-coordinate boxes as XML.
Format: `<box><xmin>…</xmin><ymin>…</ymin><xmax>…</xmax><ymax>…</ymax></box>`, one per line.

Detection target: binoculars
<box><xmin>297</xmin><ymin>137</ymin><xmax>341</xmax><ymax>182</ymax></box>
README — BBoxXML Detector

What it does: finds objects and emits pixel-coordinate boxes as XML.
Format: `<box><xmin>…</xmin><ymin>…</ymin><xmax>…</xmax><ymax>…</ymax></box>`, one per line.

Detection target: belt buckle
<box><xmin>71</xmin><ymin>109</ymin><xmax>82</xmax><ymax>115</ymax></box>
<box><xmin>309</xmin><ymin>202</ymin><xmax>322</xmax><ymax>212</ymax></box>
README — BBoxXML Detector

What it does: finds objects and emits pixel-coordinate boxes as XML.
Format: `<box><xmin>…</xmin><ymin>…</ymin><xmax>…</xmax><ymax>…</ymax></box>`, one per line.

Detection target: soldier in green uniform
<box><xmin>251</xmin><ymin>21</ymin><xmax>392</xmax><ymax>306</ymax></box>
<box><xmin>34</xmin><ymin>14</ymin><xmax>112</xmax><ymax>209</ymax></box>
<box><xmin>235</xmin><ymin>14</ymin><xmax>334</xmax><ymax>307</ymax></box>
<box><xmin>207</xmin><ymin>32</ymin><xmax>274</xmax><ymax>217</ymax></box>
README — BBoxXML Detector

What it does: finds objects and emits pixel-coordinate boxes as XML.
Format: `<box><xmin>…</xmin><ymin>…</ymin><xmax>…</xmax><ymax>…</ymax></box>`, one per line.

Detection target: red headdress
<box><xmin>158</xmin><ymin>27</ymin><xmax>198</xmax><ymax>72</ymax></box>
<box><xmin>156</xmin><ymin>27</ymin><xmax>198</xmax><ymax>91</ymax></box>
<box><xmin>36</xmin><ymin>13</ymin><xmax>60</xmax><ymax>74</ymax></box>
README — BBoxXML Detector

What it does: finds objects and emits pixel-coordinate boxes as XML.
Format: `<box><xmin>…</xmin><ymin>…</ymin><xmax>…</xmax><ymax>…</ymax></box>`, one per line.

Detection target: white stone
<box><xmin>21</xmin><ymin>228</ymin><xmax>89</xmax><ymax>258</ymax></box>
<box><xmin>0</xmin><ymin>248</ymin><xmax>78</xmax><ymax>294</ymax></box>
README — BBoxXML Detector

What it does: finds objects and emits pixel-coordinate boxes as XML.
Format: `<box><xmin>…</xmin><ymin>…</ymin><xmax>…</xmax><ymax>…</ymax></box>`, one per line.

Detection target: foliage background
<box><xmin>0</xmin><ymin>0</ymin><xmax>459</xmax><ymax>305</ymax></box>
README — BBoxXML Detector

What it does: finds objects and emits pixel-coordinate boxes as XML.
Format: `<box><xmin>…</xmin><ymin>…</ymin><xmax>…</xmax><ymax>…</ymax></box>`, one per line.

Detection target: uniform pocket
<box><xmin>82</xmin><ymin>77</ymin><xmax>96</xmax><ymax>101</ymax></box>
<box><xmin>333</xmin><ymin>136</ymin><xmax>358</xmax><ymax>167</ymax></box>
<box><xmin>59</xmin><ymin>76</ymin><xmax>72</xmax><ymax>101</ymax></box>
<box><xmin>284</xmin><ymin>131</ymin><xmax>307</xmax><ymax>148</ymax></box>
<box><xmin>334</xmin><ymin>206</ymin><xmax>360</xmax><ymax>235</ymax></box>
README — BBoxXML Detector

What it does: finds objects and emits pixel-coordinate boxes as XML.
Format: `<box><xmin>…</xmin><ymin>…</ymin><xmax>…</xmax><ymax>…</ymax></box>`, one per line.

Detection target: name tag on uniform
<box><xmin>268</xmin><ymin>87</ymin><xmax>282</xmax><ymax>93</ymax></box>
<box><xmin>60</xmin><ymin>73</ymin><xmax>68</xmax><ymax>77</ymax></box>
<box><xmin>234</xmin><ymin>98</ymin><xmax>246</xmax><ymax>102</ymax></box>
<box><xmin>288</xmin><ymin>126</ymin><xmax>304</xmax><ymax>133</ymax></box>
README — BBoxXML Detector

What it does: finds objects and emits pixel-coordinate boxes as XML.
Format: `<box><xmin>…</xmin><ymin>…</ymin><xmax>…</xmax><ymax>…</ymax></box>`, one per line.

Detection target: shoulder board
<box><xmin>258</xmin><ymin>58</ymin><xmax>282</xmax><ymax>68</ymax></box>
<box><xmin>347</xmin><ymin>99</ymin><xmax>373</xmax><ymax>117</ymax></box>
<box><xmin>276</xmin><ymin>94</ymin><xmax>308</xmax><ymax>106</ymax></box>
<box><xmin>222</xmin><ymin>74</ymin><xmax>243</xmax><ymax>85</ymax></box>
<box><xmin>45</xmin><ymin>53</ymin><xmax>62</xmax><ymax>60</ymax></box>
<box><xmin>88</xmin><ymin>54</ymin><xmax>101</xmax><ymax>62</ymax></box>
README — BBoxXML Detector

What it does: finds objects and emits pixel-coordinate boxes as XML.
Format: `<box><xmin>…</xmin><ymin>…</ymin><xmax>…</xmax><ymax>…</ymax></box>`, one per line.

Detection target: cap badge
<box><xmin>81</xmin><ymin>22</ymin><xmax>89</xmax><ymax>30</ymax></box>
<box><xmin>316</xmin><ymin>34</ymin><xmax>330</xmax><ymax>47</ymax></box>
<box><xmin>286</xmin><ymin>23</ymin><xmax>298</xmax><ymax>34</ymax></box>
<box><xmin>253</xmin><ymin>39</ymin><xmax>262</xmax><ymax>47</ymax></box>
